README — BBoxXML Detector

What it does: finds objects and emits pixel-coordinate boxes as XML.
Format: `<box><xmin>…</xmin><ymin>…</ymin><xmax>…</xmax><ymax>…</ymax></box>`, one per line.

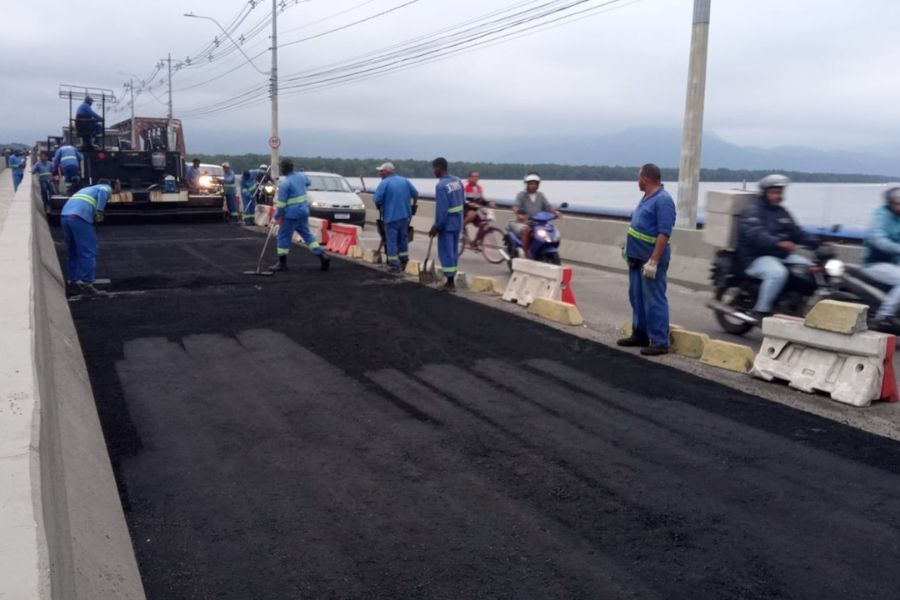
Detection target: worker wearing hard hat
<box><xmin>270</xmin><ymin>158</ymin><xmax>330</xmax><ymax>272</ymax></box>
<box><xmin>221</xmin><ymin>162</ymin><xmax>239</xmax><ymax>223</ymax></box>
<box><xmin>373</xmin><ymin>161</ymin><xmax>419</xmax><ymax>272</ymax></box>
<box><xmin>61</xmin><ymin>180</ymin><xmax>112</xmax><ymax>297</ymax></box>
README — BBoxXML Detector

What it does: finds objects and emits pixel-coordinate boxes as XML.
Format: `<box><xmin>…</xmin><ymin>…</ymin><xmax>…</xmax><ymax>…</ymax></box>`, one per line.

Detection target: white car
<box><xmin>305</xmin><ymin>171</ymin><xmax>367</xmax><ymax>227</ymax></box>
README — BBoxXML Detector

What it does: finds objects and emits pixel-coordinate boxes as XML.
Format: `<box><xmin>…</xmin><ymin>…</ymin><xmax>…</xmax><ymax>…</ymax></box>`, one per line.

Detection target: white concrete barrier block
<box><xmin>705</xmin><ymin>190</ymin><xmax>755</xmax><ymax>215</ymax></box>
<box><xmin>761</xmin><ymin>316</ymin><xmax>887</xmax><ymax>359</ymax></box>
<box><xmin>502</xmin><ymin>259</ymin><xmax>566</xmax><ymax>307</ymax></box>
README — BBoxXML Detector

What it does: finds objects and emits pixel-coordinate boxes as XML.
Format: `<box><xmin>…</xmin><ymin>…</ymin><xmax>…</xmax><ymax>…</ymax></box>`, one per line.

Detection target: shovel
<box><xmin>243</xmin><ymin>221</ymin><xmax>276</xmax><ymax>277</ymax></box>
<box><xmin>419</xmin><ymin>236</ymin><xmax>439</xmax><ymax>285</ymax></box>
<box><xmin>375</xmin><ymin>213</ymin><xmax>386</xmax><ymax>265</ymax></box>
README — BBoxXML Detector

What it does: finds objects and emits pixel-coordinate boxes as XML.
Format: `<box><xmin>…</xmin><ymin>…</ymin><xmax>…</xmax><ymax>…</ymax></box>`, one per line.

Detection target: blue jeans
<box><xmin>385</xmin><ymin>219</ymin><xmax>410</xmax><ymax>267</ymax></box>
<box><xmin>863</xmin><ymin>262</ymin><xmax>900</xmax><ymax>317</ymax></box>
<box><xmin>277</xmin><ymin>215</ymin><xmax>323</xmax><ymax>257</ymax></box>
<box><xmin>62</xmin><ymin>215</ymin><xmax>98</xmax><ymax>283</ymax></box>
<box><xmin>745</xmin><ymin>254</ymin><xmax>812</xmax><ymax>313</ymax></box>
<box><xmin>628</xmin><ymin>262</ymin><xmax>670</xmax><ymax>347</ymax></box>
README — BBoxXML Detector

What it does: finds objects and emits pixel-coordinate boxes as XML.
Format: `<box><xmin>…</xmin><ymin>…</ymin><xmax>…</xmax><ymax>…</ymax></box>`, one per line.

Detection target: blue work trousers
<box><xmin>224</xmin><ymin>192</ymin><xmax>238</xmax><ymax>218</ymax></box>
<box><xmin>11</xmin><ymin>170</ymin><xmax>23</xmax><ymax>191</ymax></box>
<box><xmin>385</xmin><ymin>219</ymin><xmax>410</xmax><ymax>267</ymax></box>
<box><xmin>62</xmin><ymin>215</ymin><xmax>98</xmax><ymax>283</ymax></box>
<box><xmin>62</xmin><ymin>164</ymin><xmax>80</xmax><ymax>183</ymax></box>
<box><xmin>242</xmin><ymin>192</ymin><xmax>257</xmax><ymax>224</ymax></box>
<box><xmin>39</xmin><ymin>179</ymin><xmax>55</xmax><ymax>207</ymax></box>
<box><xmin>277</xmin><ymin>216</ymin><xmax>324</xmax><ymax>257</ymax></box>
<box><xmin>629</xmin><ymin>261</ymin><xmax>670</xmax><ymax>347</ymax></box>
<box><xmin>437</xmin><ymin>230</ymin><xmax>460</xmax><ymax>278</ymax></box>
<box><xmin>864</xmin><ymin>262</ymin><xmax>900</xmax><ymax>318</ymax></box>
<box><xmin>745</xmin><ymin>254</ymin><xmax>812</xmax><ymax>313</ymax></box>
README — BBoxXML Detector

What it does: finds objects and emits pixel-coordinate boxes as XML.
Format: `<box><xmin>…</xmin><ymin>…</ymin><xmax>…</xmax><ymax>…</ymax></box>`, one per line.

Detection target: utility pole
<box><xmin>129</xmin><ymin>78</ymin><xmax>137</xmax><ymax>149</ymax></box>
<box><xmin>675</xmin><ymin>0</ymin><xmax>711</xmax><ymax>229</ymax></box>
<box><xmin>270</xmin><ymin>0</ymin><xmax>280</xmax><ymax>178</ymax></box>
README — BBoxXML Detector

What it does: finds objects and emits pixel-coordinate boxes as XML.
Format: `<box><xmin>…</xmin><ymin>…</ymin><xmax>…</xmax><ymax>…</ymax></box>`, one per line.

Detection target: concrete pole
<box><xmin>675</xmin><ymin>0</ymin><xmax>711</xmax><ymax>229</ymax></box>
<box><xmin>166</xmin><ymin>53</ymin><xmax>174</xmax><ymax>151</ymax></box>
<box><xmin>270</xmin><ymin>0</ymin><xmax>280</xmax><ymax>178</ymax></box>
<box><xmin>129</xmin><ymin>79</ymin><xmax>137</xmax><ymax>150</ymax></box>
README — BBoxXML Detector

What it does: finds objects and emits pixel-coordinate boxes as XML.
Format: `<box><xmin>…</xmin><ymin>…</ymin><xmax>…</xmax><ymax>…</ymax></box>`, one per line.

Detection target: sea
<box><xmin>359</xmin><ymin>178</ymin><xmax>900</xmax><ymax>235</ymax></box>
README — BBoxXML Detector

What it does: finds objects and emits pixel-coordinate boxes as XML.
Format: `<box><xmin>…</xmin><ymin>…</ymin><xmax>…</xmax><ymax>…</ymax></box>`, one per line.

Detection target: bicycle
<box><xmin>459</xmin><ymin>198</ymin><xmax>506</xmax><ymax>264</ymax></box>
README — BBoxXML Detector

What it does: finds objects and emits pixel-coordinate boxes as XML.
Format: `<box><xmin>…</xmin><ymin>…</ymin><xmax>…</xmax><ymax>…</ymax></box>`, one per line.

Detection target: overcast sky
<box><xmin>3</xmin><ymin>0</ymin><xmax>899</xmax><ymax>160</ymax></box>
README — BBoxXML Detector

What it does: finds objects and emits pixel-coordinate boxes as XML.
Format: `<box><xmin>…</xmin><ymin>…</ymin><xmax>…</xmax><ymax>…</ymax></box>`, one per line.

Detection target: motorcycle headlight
<box><xmin>264</xmin><ymin>184</ymin><xmax>275</xmax><ymax>194</ymax></box>
<box><xmin>536</xmin><ymin>229</ymin><xmax>550</xmax><ymax>241</ymax></box>
<box><xmin>824</xmin><ymin>259</ymin><xmax>846</xmax><ymax>278</ymax></box>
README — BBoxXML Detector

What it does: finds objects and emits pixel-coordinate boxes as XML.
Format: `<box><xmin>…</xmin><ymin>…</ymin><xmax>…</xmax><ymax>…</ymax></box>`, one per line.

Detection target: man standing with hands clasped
<box><xmin>429</xmin><ymin>157</ymin><xmax>465</xmax><ymax>290</ymax></box>
<box><xmin>617</xmin><ymin>163</ymin><xmax>676</xmax><ymax>356</ymax></box>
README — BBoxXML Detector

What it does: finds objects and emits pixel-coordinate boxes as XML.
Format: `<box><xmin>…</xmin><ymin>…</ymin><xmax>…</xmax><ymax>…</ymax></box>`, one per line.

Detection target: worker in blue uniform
<box><xmin>373</xmin><ymin>162</ymin><xmax>419</xmax><ymax>272</ymax></box>
<box><xmin>617</xmin><ymin>163</ymin><xmax>677</xmax><ymax>356</ymax></box>
<box><xmin>184</xmin><ymin>158</ymin><xmax>201</xmax><ymax>193</ymax></box>
<box><xmin>8</xmin><ymin>150</ymin><xmax>25</xmax><ymax>191</ymax></box>
<box><xmin>61</xmin><ymin>180</ymin><xmax>112</xmax><ymax>297</ymax></box>
<box><xmin>240</xmin><ymin>168</ymin><xmax>262</xmax><ymax>225</ymax></box>
<box><xmin>270</xmin><ymin>158</ymin><xmax>330</xmax><ymax>272</ymax></box>
<box><xmin>32</xmin><ymin>151</ymin><xmax>56</xmax><ymax>210</ymax></box>
<box><xmin>429</xmin><ymin>157</ymin><xmax>465</xmax><ymax>290</ymax></box>
<box><xmin>76</xmin><ymin>96</ymin><xmax>104</xmax><ymax>148</ymax></box>
<box><xmin>52</xmin><ymin>145</ymin><xmax>83</xmax><ymax>187</ymax></box>
<box><xmin>221</xmin><ymin>162</ymin><xmax>239</xmax><ymax>223</ymax></box>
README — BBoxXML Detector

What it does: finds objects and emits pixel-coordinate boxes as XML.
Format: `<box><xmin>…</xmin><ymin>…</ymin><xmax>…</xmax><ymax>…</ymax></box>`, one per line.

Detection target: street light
<box><xmin>184</xmin><ymin>9</ymin><xmax>280</xmax><ymax>176</ymax></box>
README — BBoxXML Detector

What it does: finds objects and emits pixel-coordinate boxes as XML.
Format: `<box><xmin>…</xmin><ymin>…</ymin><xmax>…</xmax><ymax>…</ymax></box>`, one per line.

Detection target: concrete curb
<box><xmin>700</xmin><ymin>339</ymin><xmax>757</xmax><ymax>373</ymax></box>
<box><xmin>527</xmin><ymin>298</ymin><xmax>585</xmax><ymax>326</ymax></box>
<box><xmin>470</xmin><ymin>276</ymin><xmax>503</xmax><ymax>295</ymax></box>
<box><xmin>670</xmin><ymin>329</ymin><xmax>711</xmax><ymax>359</ymax></box>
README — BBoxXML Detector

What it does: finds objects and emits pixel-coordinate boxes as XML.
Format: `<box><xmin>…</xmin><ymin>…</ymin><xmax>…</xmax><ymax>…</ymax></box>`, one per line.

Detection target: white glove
<box><xmin>642</xmin><ymin>259</ymin><xmax>658</xmax><ymax>279</ymax></box>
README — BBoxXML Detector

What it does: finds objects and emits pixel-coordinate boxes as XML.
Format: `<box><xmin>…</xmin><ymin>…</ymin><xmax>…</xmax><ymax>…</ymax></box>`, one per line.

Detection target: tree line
<box><xmin>192</xmin><ymin>153</ymin><xmax>895</xmax><ymax>183</ymax></box>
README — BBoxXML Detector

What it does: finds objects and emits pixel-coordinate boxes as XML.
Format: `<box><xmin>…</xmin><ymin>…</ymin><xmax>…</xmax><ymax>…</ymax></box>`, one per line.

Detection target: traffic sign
<box><xmin>268</xmin><ymin>135</ymin><xmax>281</xmax><ymax>149</ymax></box>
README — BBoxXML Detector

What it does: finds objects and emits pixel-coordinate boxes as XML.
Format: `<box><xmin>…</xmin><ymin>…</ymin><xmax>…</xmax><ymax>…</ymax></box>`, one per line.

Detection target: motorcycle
<box><xmin>839</xmin><ymin>264</ymin><xmax>900</xmax><ymax>333</ymax></box>
<box><xmin>706</xmin><ymin>246</ymin><xmax>866</xmax><ymax>335</ymax></box>
<box><xmin>503</xmin><ymin>203</ymin><xmax>569</xmax><ymax>272</ymax></box>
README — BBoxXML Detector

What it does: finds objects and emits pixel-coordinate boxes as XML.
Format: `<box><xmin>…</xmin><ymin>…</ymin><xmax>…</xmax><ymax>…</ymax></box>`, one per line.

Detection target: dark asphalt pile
<box><xmin>55</xmin><ymin>221</ymin><xmax>900</xmax><ymax>600</ymax></box>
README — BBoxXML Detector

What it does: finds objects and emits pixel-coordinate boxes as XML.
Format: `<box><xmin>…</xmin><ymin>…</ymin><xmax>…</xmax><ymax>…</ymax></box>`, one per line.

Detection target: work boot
<box><xmin>269</xmin><ymin>256</ymin><xmax>288</xmax><ymax>271</ymax></box>
<box><xmin>65</xmin><ymin>280</ymin><xmax>79</xmax><ymax>298</ymax></box>
<box><xmin>79</xmin><ymin>283</ymin><xmax>109</xmax><ymax>298</ymax></box>
<box><xmin>387</xmin><ymin>264</ymin><xmax>402</xmax><ymax>274</ymax></box>
<box><xmin>319</xmin><ymin>253</ymin><xmax>331</xmax><ymax>272</ymax></box>
<box><xmin>443</xmin><ymin>277</ymin><xmax>456</xmax><ymax>292</ymax></box>
<box><xmin>616</xmin><ymin>332</ymin><xmax>650</xmax><ymax>347</ymax></box>
<box><xmin>400</xmin><ymin>260</ymin><xmax>409</xmax><ymax>272</ymax></box>
<box><xmin>640</xmin><ymin>345</ymin><xmax>669</xmax><ymax>357</ymax></box>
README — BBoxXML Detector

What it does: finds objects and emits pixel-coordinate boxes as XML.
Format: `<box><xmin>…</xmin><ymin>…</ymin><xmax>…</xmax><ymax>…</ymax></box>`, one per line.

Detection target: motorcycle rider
<box><xmin>863</xmin><ymin>187</ymin><xmax>900</xmax><ymax>329</ymax></box>
<box><xmin>508</xmin><ymin>173</ymin><xmax>560</xmax><ymax>254</ymax></box>
<box><xmin>737</xmin><ymin>174</ymin><xmax>820</xmax><ymax>320</ymax></box>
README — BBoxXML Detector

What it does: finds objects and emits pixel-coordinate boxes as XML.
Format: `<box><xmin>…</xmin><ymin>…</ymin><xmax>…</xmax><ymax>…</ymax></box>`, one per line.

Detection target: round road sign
<box><xmin>268</xmin><ymin>135</ymin><xmax>281</xmax><ymax>149</ymax></box>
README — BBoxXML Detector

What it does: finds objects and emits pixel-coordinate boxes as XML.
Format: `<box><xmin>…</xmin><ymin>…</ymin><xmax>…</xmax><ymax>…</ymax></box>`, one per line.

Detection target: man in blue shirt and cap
<box><xmin>373</xmin><ymin>161</ymin><xmax>419</xmax><ymax>272</ymax></box>
<box><xmin>617</xmin><ymin>163</ymin><xmax>677</xmax><ymax>356</ymax></box>
<box><xmin>270</xmin><ymin>158</ymin><xmax>330</xmax><ymax>272</ymax></box>
<box><xmin>429</xmin><ymin>157</ymin><xmax>465</xmax><ymax>290</ymax></box>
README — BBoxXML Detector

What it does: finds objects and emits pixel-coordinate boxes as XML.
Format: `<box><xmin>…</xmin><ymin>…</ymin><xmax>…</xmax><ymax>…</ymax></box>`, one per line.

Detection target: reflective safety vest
<box><xmin>448</xmin><ymin>204</ymin><xmax>463</xmax><ymax>214</ymax></box>
<box><xmin>274</xmin><ymin>194</ymin><xmax>308</xmax><ymax>209</ymax></box>
<box><xmin>70</xmin><ymin>192</ymin><xmax>98</xmax><ymax>208</ymax></box>
<box><xmin>627</xmin><ymin>226</ymin><xmax>659</xmax><ymax>244</ymax></box>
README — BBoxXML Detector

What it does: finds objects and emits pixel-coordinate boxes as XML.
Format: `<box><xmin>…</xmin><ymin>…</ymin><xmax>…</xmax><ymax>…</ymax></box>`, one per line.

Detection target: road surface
<box><xmin>57</xmin><ymin>220</ymin><xmax>900</xmax><ymax>599</ymax></box>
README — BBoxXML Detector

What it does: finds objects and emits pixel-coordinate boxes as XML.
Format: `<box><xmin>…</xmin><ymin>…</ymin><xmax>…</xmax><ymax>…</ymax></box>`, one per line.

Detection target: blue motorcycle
<box><xmin>504</xmin><ymin>210</ymin><xmax>563</xmax><ymax>271</ymax></box>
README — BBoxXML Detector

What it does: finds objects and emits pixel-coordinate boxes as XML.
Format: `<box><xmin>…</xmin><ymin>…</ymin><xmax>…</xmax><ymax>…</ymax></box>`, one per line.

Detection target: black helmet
<box><xmin>85</xmin><ymin>95</ymin><xmax>94</xmax><ymax>104</ymax></box>
<box><xmin>885</xmin><ymin>187</ymin><xmax>900</xmax><ymax>205</ymax></box>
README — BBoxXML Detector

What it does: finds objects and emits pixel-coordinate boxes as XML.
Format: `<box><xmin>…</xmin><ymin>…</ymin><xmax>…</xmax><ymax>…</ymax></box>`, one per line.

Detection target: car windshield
<box><xmin>200</xmin><ymin>164</ymin><xmax>224</xmax><ymax>177</ymax></box>
<box><xmin>307</xmin><ymin>175</ymin><xmax>352</xmax><ymax>193</ymax></box>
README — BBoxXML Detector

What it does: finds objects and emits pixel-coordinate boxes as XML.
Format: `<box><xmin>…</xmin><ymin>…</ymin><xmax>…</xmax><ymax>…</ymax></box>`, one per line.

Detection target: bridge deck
<box><xmin>57</xmin><ymin>221</ymin><xmax>900</xmax><ymax>599</ymax></box>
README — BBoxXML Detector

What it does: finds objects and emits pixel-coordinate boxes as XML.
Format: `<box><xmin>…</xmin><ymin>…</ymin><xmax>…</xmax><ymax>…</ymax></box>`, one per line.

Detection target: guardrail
<box><xmin>0</xmin><ymin>170</ymin><xmax>145</xmax><ymax>599</ymax></box>
<box><xmin>359</xmin><ymin>192</ymin><xmax>864</xmax><ymax>288</ymax></box>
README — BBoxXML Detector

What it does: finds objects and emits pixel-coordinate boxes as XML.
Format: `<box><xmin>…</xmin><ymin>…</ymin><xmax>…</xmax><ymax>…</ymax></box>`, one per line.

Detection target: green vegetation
<box><xmin>194</xmin><ymin>153</ymin><xmax>896</xmax><ymax>183</ymax></box>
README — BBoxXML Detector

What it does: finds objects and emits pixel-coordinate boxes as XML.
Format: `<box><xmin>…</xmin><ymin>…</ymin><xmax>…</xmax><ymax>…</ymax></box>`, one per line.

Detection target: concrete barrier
<box><xmin>360</xmin><ymin>192</ymin><xmax>864</xmax><ymax>287</ymax></box>
<box><xmin>528</xmin><ymin>297</ymin><xmax>584</xmax><ymax>326</ymax></box>
<box><xmin>502</xmin><ymin>258</ymin><xmax>572</xmax><ymax>307</ymax></box>
<box><xmin>0</xmin><ymin>172</ymin><xmax>145</xmax><ymax>598</ymax></box>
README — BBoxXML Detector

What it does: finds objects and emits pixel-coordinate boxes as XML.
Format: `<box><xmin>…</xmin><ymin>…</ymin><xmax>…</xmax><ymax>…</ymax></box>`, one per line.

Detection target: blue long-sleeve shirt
<box><xmin>625</xmin><ymin>185</ymin><xmax>676</xmax><ymax>263</ymax></box>
<box><xmin>61</xmin><ymin>184</ymin><xmax>111</xmax><ymax>223</ymax></box>
<box><xmin>76</xmin><ymin>101</ymin><xmax>102</xmax><ymax>121</ymax></box>
<box><xmin>373</xmin><ymin>174</ymin><xmax>418</xmax><ymax>223</ymax></box>
<box><xmin>52</xmin><ymin>146</ymin><xmax>82</xmax><ymax>171</ymax></box>
<box><xmin>864</xmin><ymin>205</ymin><xmax>900</xmax><ymax>265</ymax></box>
<box><xmin>33</xmin><ymin>160</ymin><xmax>54</xmax><ymax>179</ymax></box>
<box><xmin>8</xmin><ymin>155</ymin><xmax>25</xmax><ymax>173</ymax></box>
<box><xmin>223</xmin><ymin>170</ymin><xmax>237</xmax><ymax>197</ymax></box>
<box><xmin>434</xmin><ymin>175</ymin><xmax>464</xmax><ymax>232</ymax></box>
<box><xmin>275</xmin><ymin>172</ymin><xmax>311</xmax><ymax>220</ymax></box>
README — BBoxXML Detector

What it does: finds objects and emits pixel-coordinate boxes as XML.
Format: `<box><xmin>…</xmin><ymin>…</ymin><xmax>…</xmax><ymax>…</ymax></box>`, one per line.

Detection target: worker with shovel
<box><xmin>373</xmin><ymin>162</ymin><xmax>418</xmax><ymax>272</ymax></box>
<box><xmin>270</xmin><ymin>158</ymin><xmax>330</xmax><ymax>272</ymax></box>
<box><xmin>429</xmin><ymin>157</ymin><xmax>465</xmax><ymax>290</ymax></box>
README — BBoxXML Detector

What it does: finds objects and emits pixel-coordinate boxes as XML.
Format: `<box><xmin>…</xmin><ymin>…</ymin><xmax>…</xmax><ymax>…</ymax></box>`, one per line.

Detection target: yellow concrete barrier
<box><xmin>528</xmin><ymin>298</ymin><xmax>584</xmax><ymax>326</ymax></box>
<box><xmin>470</xmin><ymin>276</ymin><xmax>503</xmax><ymax>295</ymax></box>
<box><xmin>804</xmin><ymin>299</ymin><xmax>869</xmax><ymax>334</ymax></box>
<box><xmin>405</xmin><ymin>259</ymin><xmax>421</xmax><ymax>275</ymax></box>
<box><xmin>347</xmin><ymin>245</ymin><xmax>363</xmax><ymax>259</ymax></box>
<box><xmin>670</xmin><ymin>329</ymin><xmax>710</xmax><ymax>359</ymax></box>
<box><xmin>700</xmin><ymin>339</ymin><xmax>756</xmax><ymax>373</ymax></box>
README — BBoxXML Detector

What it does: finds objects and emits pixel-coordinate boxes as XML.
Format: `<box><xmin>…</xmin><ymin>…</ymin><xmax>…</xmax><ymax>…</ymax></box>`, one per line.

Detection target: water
<box><xmin>359</xmin><ymin>177</ymin><xmax>899</xmax><ymax>233</ymax></box>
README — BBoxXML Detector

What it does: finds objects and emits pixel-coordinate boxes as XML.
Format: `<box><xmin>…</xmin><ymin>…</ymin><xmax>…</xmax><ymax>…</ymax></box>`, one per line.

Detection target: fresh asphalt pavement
<box><xmin>55</xmin><ymin>219</ymin><xmax>900</xmax><ymax>599</ymax></box>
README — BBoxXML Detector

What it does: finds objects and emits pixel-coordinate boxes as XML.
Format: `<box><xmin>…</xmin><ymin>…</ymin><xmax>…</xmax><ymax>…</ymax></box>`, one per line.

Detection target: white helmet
<box><xmin>524</xmin><ymin>173</ymin><xmax>541</xmax><ymax>184</ymax></box>
<box><xmin>259</xmin><ymin>163</ymin><xmax>268</xmax><ymax>170</ymax></box>
<box><xmin>758</xmin><ymin>174</ymin><xmax>790</xmax><ymax>193</ymax></box>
